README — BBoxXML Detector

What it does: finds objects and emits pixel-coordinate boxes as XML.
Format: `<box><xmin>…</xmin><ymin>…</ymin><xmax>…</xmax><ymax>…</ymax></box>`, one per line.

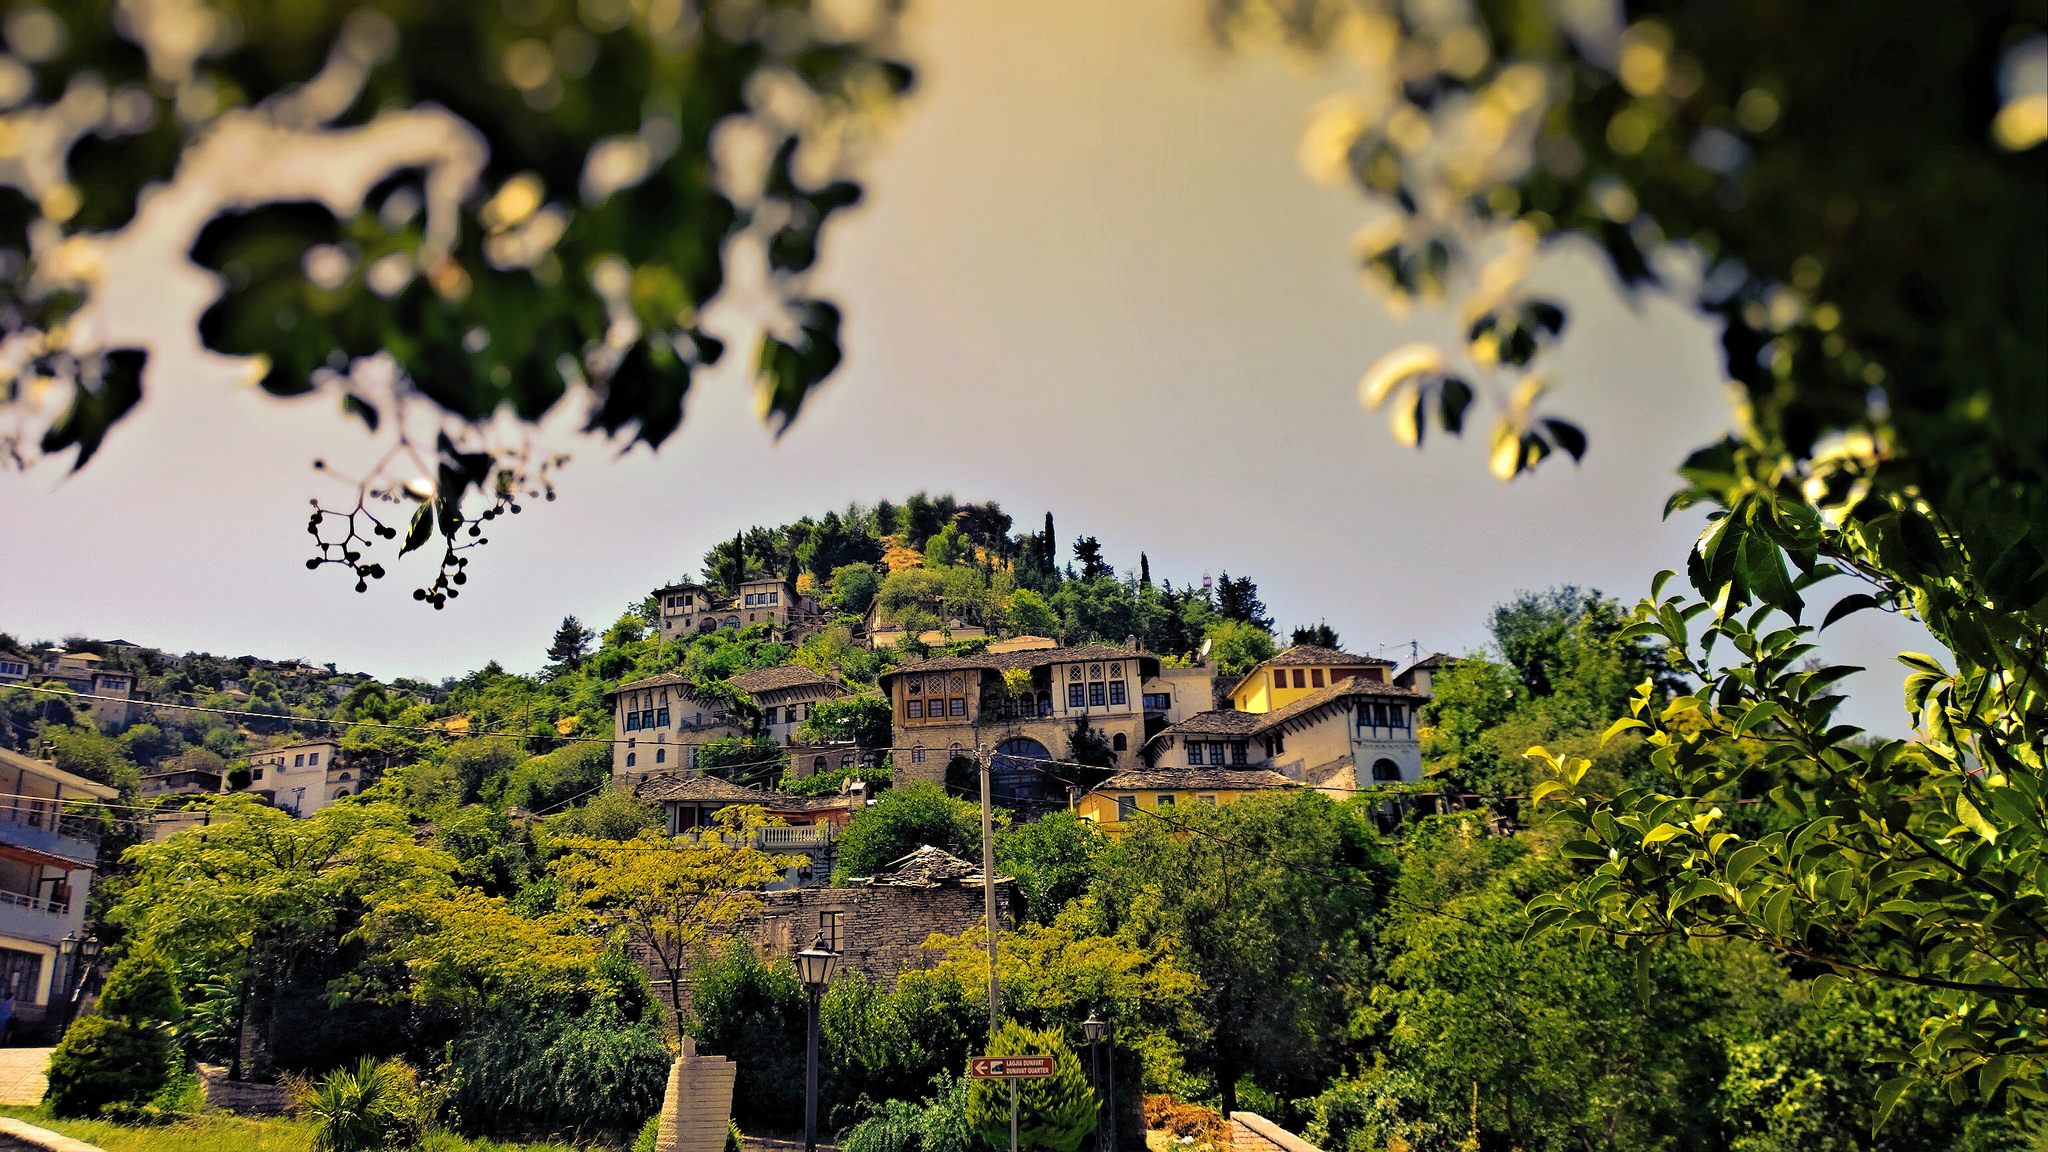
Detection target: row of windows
<box><xmin>1275</xmin><ymin>667</ymin><xmax>1329</xmax><ymax>690</ymax></box>
<box><xmin>1360</xmin><ymin>703</ymin><xmax>1409</xmax><ymax>729</ymax></box>
<box><xmin>665</xmin><ymin>594</ymin><xmax>697</xmax><ymax>609</ymax></box>
<box><xmin>1186</xmin><ymin>741</ymin><xmax>1249</xmax><ymax>766</ymax></box>
<box><xmin>624</xmin><ymin>707</ymin><xmax>671</xmax><ymax>731</ymax></box>
<box><xmin>1142</xmin><ymin>692</ymin><xmax>1172</xmax><ymax>710</ymax></box>
<box><xmin>1114</xmin><ymin>793</ymin><xmax>1218</xmax><ymax>819</ymax></box>
<box><xmin>624</xmin><ymin>746</ymin><xmax>678</xmax><ymax>768</ymax></box>
<box><xmin>906</xmin><ymin>697</ymin><xmax>968</xmax><ymax>719</ymax></box>
<box><xmin>1066</xmin><ymin>681</ymin><xmax>1128</xmax><ymax>709</ymax></box>
<box><xmin>765</xmin><ymin>703</ymin><xmax>814</xmax><ymax>725</ymax></box>
<box><xmin>743</xmin><ymin>591</ymin><xmax>782</xmax><ymax>606</ymax></box>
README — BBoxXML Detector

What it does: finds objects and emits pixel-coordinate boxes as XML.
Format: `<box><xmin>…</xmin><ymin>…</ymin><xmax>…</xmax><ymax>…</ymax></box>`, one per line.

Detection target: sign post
<box><xmin>969</xmin><ymin>1056</ymin><xmax>1057</xmax><ymax>1152</ymax></box>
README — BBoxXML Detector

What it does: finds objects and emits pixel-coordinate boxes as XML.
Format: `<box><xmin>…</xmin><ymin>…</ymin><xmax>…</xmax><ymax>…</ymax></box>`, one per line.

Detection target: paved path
<box><xmin>0</xmin><ymin>1046</ymin><xmax>53</xmax><ymax>1106</ymax></box>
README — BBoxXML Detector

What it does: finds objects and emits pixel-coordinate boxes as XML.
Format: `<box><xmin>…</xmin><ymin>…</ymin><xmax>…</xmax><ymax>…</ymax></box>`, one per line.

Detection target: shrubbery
<box><xmin>44</xmin><ymin>1015</ymin><xmax>179</xmax><ymax>1118</ymax></box>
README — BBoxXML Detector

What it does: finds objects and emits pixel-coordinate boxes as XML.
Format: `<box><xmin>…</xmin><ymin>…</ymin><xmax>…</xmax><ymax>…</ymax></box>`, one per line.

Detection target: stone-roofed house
<box><xmin>746</xmin><ymin>845</ymin><xmax>1017</xmax><ymax>989</ymax></box>
<box><xmin>654</xmin><ymin>576</ymin><xmax>829</xmax><ymax>643</ymax></box>
<box><xmin>1153</xmin><ymin>675</ymin><xmax>1428</xmax><ymax>792</ymax></box>
<box><xmin>728</xmin><ymin>665</ymin><xmax>848</xmax><ymax>746</ymax></box>
<box><xmin>1226</xmin><ymin>645</ymin><xmax>1397</xmax><ymax>715</ymax></box>
<box><xmin>1075</xmin><ymin>767</ymin><xmax>1297</xmax><ymax>835</ymax></box>
<box><xmin>1395</xmin><ymin>652</ymin><xmax>1457</xmax><ymax>695</ymax></box>
<box><xmin>876</xmin><ymin>642</ymin><xmax>1164</xmax><ymax>809</ymax></box>
<box><xmin>606</xmin><ymin>673</ymin><xmax>749</xmax><ymax>781</ymax></box>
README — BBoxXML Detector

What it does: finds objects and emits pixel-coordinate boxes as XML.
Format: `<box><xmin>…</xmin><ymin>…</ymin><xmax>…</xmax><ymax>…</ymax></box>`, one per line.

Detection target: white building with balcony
<box><xmin>0</xmin><ymin>747</ymin><xmax>116</xmax><ymax>1030</ymax></box>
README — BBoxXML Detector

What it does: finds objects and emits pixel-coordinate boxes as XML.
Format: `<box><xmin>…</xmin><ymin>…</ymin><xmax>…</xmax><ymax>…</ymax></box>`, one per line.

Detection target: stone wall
<box><xmin>194</xmin><ymin>1063</ymin><xmax>293</xmax><ymax>1117</ymax></box>
<box><xmin>1228</xmin><ymin>1113</ymin><xmax>1323</xmax><ymax>1152</ymax></box>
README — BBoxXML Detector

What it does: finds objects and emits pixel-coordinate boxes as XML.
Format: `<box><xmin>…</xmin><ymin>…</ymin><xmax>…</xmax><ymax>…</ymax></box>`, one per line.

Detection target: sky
<box><xmin>0</xmin><ymin>0</ymin><xmax>1935</xmax><ymax>734</ymax></box>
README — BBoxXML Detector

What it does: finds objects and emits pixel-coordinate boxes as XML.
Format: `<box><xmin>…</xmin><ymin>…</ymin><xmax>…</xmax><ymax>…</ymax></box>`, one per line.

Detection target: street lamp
<box><xmin>59</xmin><ymin>934</ymin><xmax>100</xmax><ymax>1028</ymax></box>
<box><xmin>795</xmin><ymin>932</ymin><xmax>841</xmax><ymax>1152</ymax></box>
<box><xmin>1082</xmin><ymin>1011</ymin><xmax>1115</xmax><ymax>1152</ymax></box>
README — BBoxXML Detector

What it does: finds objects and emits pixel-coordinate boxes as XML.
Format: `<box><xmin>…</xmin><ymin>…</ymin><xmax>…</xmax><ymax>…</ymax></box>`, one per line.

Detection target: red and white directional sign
<box><xmin>969</xmin><ymin>1055</ymin><xmax>1055</xmax><ymax>1079</ymax></box>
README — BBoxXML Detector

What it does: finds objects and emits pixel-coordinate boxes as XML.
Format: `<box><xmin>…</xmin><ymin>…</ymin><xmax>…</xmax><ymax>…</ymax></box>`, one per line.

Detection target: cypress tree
<box><xmin>1041</xmin><ymin>513</ymin><xmax>1056</xmax><ymax>576</ymax></box>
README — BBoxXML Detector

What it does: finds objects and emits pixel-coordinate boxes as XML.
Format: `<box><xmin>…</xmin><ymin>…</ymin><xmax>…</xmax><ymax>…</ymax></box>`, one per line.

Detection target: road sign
<box><xmin>969</xmin><ymin>1055</ymin><xmax>1055</xmax><ymax>1079</ymax></box>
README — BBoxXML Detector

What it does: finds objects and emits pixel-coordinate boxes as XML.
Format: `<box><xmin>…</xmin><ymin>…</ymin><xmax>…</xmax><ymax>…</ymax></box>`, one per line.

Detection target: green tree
<box><xmin>829</xmin><ymin>563</ymin><xmax>884</xmax><ymax>617</ymax></box>
<box><xmin>546</xmin><ymin>616</ymin><xmax>593</xmax><ymax>671</ymax></box>
<box><xmin>925</xmin><ymin>523</ymin><xmax>971</xmax><ymax>568</ymax></box>
<box><xmin>997</xmin><ymin>812</ymin><xmax>1106</xmax><ymax>925</ymax></box>
<box><xmin>1095</xmin><ymin>790</ymin><xmax>1392</xmax><ymax>1114</ymax></box>
<box><xmin>4</xmin><ymin>1</ymin><xmax>912</xmax><ymax>605</ymax></box>
<box><xmin>964</xmin><ymin>1020</ymin><xmax>1097</xmax><ymax>1152</ymax></box>
<box><xmin>1213</xmin><ymin>573</ymin><xmax>1270</xmax><ymax>631</ymax></box>
<box><xmin>798</xmin><ymin>695</ymin><xmax>895</xmax><ymax>750</ymax></box>
<box><xmin>687</xmin><ymin>939</ymin><xmax>808</xmax><ymax>1128</ymax></box>
<box><xmin>1006</xmin><ymin>589</ymin><xmax>1060</xmax><ymax>638</ymax></box>
<box><xmin>696</xmin><ymin>736</ymin><xmax>784</xmax><ymax>790</ymax></box>
<box><xmin>1222</xmin><ymin>0</ymin><xmax>2045</xmax><ymax>1108</ymax></box>
<box><xmin>1204</xmin><ymin>619</ymin><xmax>1276</xmax><ymax>678</ymax></box>
<box><xmin>1071</xmin><ymin>536</ymin><xmax>1111</xmax><ymax>581</ymax></box>
<box><xmin>832</xmin><ymin>782</ymin><xmax>994</xmax><ymax>883</ymax></box>
<box><xmin>1289</xmin><ymin>622</ymin><xmax>1340</xmax><ymax>649</ymax></box>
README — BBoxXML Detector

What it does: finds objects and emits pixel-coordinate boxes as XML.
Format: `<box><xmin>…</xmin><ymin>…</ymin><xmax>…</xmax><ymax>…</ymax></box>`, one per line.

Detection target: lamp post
<box><xmin>795</xmin><ymin>932</ymin><xmax>841</xmax><ymax>1152</ymax></box>
<box><xmin>1083</xmin><ymin>1012</ymin><xmax>1108</xmax><ymax>1152</ymax></box>
<box><xmin>58</xmin><ymin>933</ymin><xmax>100</xmax><ymax>1028</ymax></box>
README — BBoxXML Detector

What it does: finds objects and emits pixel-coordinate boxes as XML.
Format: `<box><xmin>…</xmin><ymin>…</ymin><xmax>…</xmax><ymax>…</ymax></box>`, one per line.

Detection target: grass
<box><xmin>0</xmin><ymin>1105</ymin><xmax>592</xmax><ymax>1152</ymax></box>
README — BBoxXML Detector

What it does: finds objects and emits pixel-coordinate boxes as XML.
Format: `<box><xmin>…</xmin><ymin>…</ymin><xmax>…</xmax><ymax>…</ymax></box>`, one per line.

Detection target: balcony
<box><xmin>680</xmin><ymin>823</ymin><xmax>836</xmax><ymax>851</ymax></box>
<box><xmin>0</xmin><ymin>805</ymin><xmax>102</xmax><ymax>864</ymax></box>
<box><xmin>0</xmin><ymin>886</ymin><xmax>82</xmax><ymax>945</ymax></box>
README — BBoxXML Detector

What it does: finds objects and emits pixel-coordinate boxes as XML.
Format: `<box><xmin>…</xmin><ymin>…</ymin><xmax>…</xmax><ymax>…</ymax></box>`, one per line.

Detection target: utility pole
<box><xmin>978</xmin><ymin>743</ymin><xmax>999</xmax><ymax>1044</ymax></box>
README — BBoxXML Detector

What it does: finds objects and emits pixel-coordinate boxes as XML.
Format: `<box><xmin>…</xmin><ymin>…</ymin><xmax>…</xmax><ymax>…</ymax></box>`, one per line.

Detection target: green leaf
<box><xmin>1955</xmin><ymin>796</ymin><xmax>1997</xmax><ymax>843</ymax></box>
<box><xmin>399</xmin><ymin>501</ymin><xmax>435</xmax><ymax>557</ymax></box>
<box><xmin>1559</xmin><ymin>839</ymin><xmax>1611</xmax><ymax>860</ymax></box>
<box><xmin>1821</xmin><ymin>593</ymin><xmax>1879</xmax><ymax>630</ymax></box>
<box><xmin>1733</xmin><ymin>701</ymin><xmax>1782</xmax><ymax>736</ymax></box>
<box><xmin>1724</xmin><ymin>844</ymin><xmax>1772</xmax><ymax>886</ymax></box>
<box><xmin>1640</xmin><ymin>823</ymin><xmax>1685</xmax><ymax>847</ymax></box>
<box><xmin>1598</xmin><ymin>717</ymin><xmax>1649</xmax><ymax>746</ymax></box>
<box><xmin>1873</xmin><ymin>1077</ymin><xmax>1915</xmax><ymax>1131</ymax></box>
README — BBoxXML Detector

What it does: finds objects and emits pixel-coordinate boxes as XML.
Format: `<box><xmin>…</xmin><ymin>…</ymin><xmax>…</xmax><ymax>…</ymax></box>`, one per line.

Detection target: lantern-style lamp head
<box><xmin>795</xmin><ymin>932</ymin><xmax>838</xmax><ymax>992</ymax></box>
<box><xmin>1082</xmin><ymin>1011</ymin><xmax>1108</xmax><ymax>1044</ymax></box>
<box><xmin>58</xmin><ymin>933</ymin><xmax>78</xmax><ymax>958</ymax></box>
<box><xmin>80</xmin><ymin>937</ymin><xmax>101</xmax><ymax>960</ymax></box>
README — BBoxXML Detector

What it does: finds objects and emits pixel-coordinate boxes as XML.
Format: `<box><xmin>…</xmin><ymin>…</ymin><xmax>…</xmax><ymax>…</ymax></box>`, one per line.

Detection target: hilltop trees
<box><xmin>545</xmin><ymin>617</ymin><xmax>592</xmax><ymax>671</ymax></box>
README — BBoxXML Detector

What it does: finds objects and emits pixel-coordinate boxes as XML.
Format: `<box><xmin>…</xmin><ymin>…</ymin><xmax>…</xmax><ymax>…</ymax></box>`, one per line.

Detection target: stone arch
<box><xmin>1371</xmin><ymin>758</ymin><xmax>1401</xmax><ymax>782</ymax></box>
<box><xmin>992</xmin><ymin>737</ymin><xmax>1053</xmax><ymax>807</ymax></box>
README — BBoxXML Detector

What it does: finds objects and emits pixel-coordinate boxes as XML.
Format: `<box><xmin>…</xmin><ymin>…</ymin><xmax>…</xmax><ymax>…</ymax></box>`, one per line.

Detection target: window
<box><xmin>769</xmin><ymin>592</ymin><xmax>779</xmax><ymax>604</ymax></box>
<box><xmin>1088</xmin><ymin>682</ymin><xmax>1106</xmax><ymax>707</ymax></box>
<box><xmin>949</xmin><ymin>697</ymin><xmax>967</xmax><ymax>717</ymax></box>
<box><xmin>656</xmin><ymin>706</ymin><xmax>669</xmax><ymax>727</ymax></box>
<box><xmin>840</xmin><ymin>756</ymin><xmax>853</xmax><ymax>769</ymax></box>
<box><xmin>338</xmin><ymin>772</ymin><xmax>352</xmax><ymax>781</ymax></box>
<box><xmin>1068</xmin><ymin>684</ymin><xmax>1086</xmax><ymax>709</ymax></box>
<box><xmin>820</xmin><ymin>911</ymin><xmax>843</xmax><ymax>951</ymax></box>
<box><xmin>1157</xmin><ymin>794</ymin><xmax>1176</xmax><ymax>807</ymax></box>
<box><xmin>929</xmin><ymin>698</ymin><xmax>945</xmax><ymax>718</ymax></box>
<box><xmin>1208</xmin><ymin>742</ymin><xmax>1226</xmax><ymax>765</ymax></box>
<box><xmin>1292</xmin><ymin>668</ymin><xmax>1306</xmax><ymax>688</ymax></box>
<box><xmin>1108</xmin><ymin>681</ymin><xmax>1127</xmax><ymax>705</ymax></box>
<box><xmin>1144</xmin><ymin>692</ymin><xmax>1171</xmax><ymax>710</ymax></box>
<box><xmin>1372</xmin><ymin>758</ymin><xmax>1401</xmax><ymax>782</ymax></box>
<box><xmin>815</xmin><ymin>757</ymin><xmax>828</xmax><ymax>773</ymax></box>
<box><xmin>307</xmin><ymin>752</ymin><xmax>320</xmax><ymax>766</ymax></box>
<box><xmin>908</xmin><ymin>679</ymin><xmax>922</xmax><ymax>695</ymax></box>
<box><xmin>1273</xmin><ymin>670</ymin><xmax>1287</xmax><ymax>689</ymax></box>
<box><xmin>253</xmin><ymin>768</ymin><xmax>265</xmax><ymax>781</ymax></box>
<box><xmin>744</xmin><ymin>593</ymin><xmax>756</xmax><ymax>605</ymax></box>
<box><xmin>1272</xmin><ymin>732</ymin><xmax>1286</xmax><ymax>754</ymax></box>
<box><xmin>1311</xmin><ymin>669</ymin><xmax>1325</xmax><ymax>688</ymax></box>
<box><xmin>655</xmin><ymin>748</ymin><xmax>666</xmax><ymax>763</ymax></box>
<box><xmin>911</xmin><ymin>746</ymin><xmax>926</xmax><ymax>764</ymax></box>
<box><xmin>1112</xmin><ymin>733</ymin><xmax>1127</xmax><ymax>752</ymax></box>
<box><xmin>1231</xmin><ymin>742</ymin><xmax>1247</xmax><ymax>765</ymax></box>
<box><xmin>1116</xmin><ymin>795</ymin><xmax>1138</xmax><ymax>821</ymax></box>
<box><xmin>1187</xmin><ymin>742</ymin><xmax>1204</xmax><ymax>766</ymax></box>
<box><xmin>1197</xmin><ymin>794</ymin><xmax>1218</xmax><ymax>806</ymax></box>
<box><xmin>1389</xmin><ymin>705</ymin><xmax>1407</xmax><ymax>728</ymax></box>
<box><xmin>626</xmin><ymin>752</ymin><xmax>637</xmax><ymax>767</ymax></box>
<box><xmin>763</xmin><ymin>707</ymin><xmax>779</xmax><ymax>725</ymax></box>
<box><xmin>907</xmin><ymin>699</ymin><xmax>924</xmax><ymax>719</ymax></box>
<box><xmin>293</xmin><ymin>754</ymin><xmax>305</xmax><ymax>767</ymax></box>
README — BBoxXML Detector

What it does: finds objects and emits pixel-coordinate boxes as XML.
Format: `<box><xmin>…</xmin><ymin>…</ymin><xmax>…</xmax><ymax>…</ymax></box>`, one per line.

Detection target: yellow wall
<box><xmin>1077</xmin><ymin>786</ymin><xmax>1259</xmax><ymax>834</ymax></box>
<box><xmin>1230</xmin><ymin>664</ymin><xmax>1383</xmax><ymax>713</ymax></box>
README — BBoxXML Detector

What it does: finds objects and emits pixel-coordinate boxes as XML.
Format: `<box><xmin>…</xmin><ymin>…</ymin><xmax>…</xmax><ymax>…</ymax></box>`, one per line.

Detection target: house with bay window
<box><xmin>1151</xmin><ymin>674</ymin><xmax>1426</xmax><ymax>792</ymax></box>
<box><xmin>0</xmin><ymin>747</ymin><xmax>116</xmax><ymax>1034</ymax></box>
<box><xmin>606</xmin><ymin>673</ymin><xmax>748</xmax><ymax>782</ymax></box>
<box><xmin>877</xmin><ymin>642</ymin><xmax>1163</xmax><ymax>809</ymax></box>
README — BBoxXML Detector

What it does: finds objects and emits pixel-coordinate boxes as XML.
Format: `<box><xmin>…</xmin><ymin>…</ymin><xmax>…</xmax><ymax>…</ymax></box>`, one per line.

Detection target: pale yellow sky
<box><xmin>0</xmin><ymin>0</ymin><xmax>1932</xmax><ymax>732</ymax></box>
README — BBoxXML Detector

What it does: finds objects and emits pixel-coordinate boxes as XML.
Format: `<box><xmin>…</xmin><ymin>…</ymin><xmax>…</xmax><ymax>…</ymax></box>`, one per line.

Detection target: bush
<box><xmin>634</xmin><ymin>1115</ymin><xmax>745</xmax><ymax>1152</ymax></box>
<box><xmin>44</xmin><ymin>1014</ymin><xmax>179</xmax><ymax>1118</ymax></box>
<box><xmin>833</xmin><ymin>782</ymin><xmax>993</xmax><ymax>883</ymax></box>
<box><xmin>96</xmin><ymin>949</ymin><xmax>182</xmax><ymax>1024</ymax></box>
<box><xmin>297</xmin><ymin>1057</ymin><xmax>424</xmax><ymax>1152</ymax></box>
<box><xmin>686</xmin><ymin>940</ymin><xmax>806</xmax><ymax>1128</ymax></box>
<box><xmin>447</xmin><ymin>998</ymin><xmax>670</xmax><ymax>1138</ymax></box>
<box><xmin>844</xmin><ymin>1075</ymin><xmax>976</xmax><ymax>1152</ymax></box>
<box><xmin>964</xmin><ymin>1021</ymin><xmax>1096</xmax><ymax>1152</ymax></box>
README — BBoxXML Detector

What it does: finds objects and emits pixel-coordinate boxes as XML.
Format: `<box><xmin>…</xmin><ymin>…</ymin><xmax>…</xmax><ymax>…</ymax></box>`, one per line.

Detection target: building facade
<box><xmin>1226</xmin><ymin>645</ymin><xmax>1396</xmax><ymax>714</ymax></box>
<box><xmin>655</xmin><ymin>577</ymin><xmax>825</xmax><ymax>642</ymax></box>
<box><xmin>1075</xmin><ymin>767</ymin><xmax>1298</xmax><ymax>835</ymax></box>
<box><xmin>234</xmin><ymin>739</ymin><xmax>362</xmax><ymax>817</ymax></box>
<box><xmin>0</xmin><ymin>747</ymin><xmax>117</xmax><ymax>1032</ymax></box>
<box><xmin>727</xmin><ymin>665</ymin><xmax>848</xmax><ymax>744</ymax></box>
<box><xmin>1152</xmin><ymin>676</ymin><xmax>1428</xmax><ymax>791</ymax></box>
<box><xmin>877</xmin><ymin>643</ymin><xmax>1162</xmax><ymax>806</ymax></box>
<box><xmin>606</xmin><ymin>673</ymin><xmax>747</xmax><ymax>781</ymax></box>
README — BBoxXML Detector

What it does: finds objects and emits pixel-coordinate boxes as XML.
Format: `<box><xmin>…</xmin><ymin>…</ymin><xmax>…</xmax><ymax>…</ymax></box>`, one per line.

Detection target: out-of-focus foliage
<box><xmin>1220</xmin><ymin>0</ymin><xmax>2047</xmax><ymax>1112</ymax></box>
<box><xmin>2</xmin><ymin>0</ymin><xmax>915</xmax><ymax>604</ymax></box>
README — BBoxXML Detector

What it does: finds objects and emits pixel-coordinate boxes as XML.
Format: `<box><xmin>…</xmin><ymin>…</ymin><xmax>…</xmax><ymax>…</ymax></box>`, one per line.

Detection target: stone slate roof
<box><xmin>1098</xmin><ymin>768</ymin><xmax>1297</xmax><ymax>792</ymax></box>
<box><xmin>1161</xmin><ymin>677</ymin><xmax>1425</xmax><ymax>744</ymax></box>
<box><xmin>877</xmin><ymin>644</ymin><xmax>1158</xmax><ymax>691</ymax></box>
<box><xmin>607</xmin><ymin>672</ymin><xmax>696</xmax><ymax>697</ymax></box>
<box><xmin>1264</xmin><ymin>644</ymin><xmax>1393</xmax><ymax>667</ymax></box>
<box><xmin>729</xmin><ymin>665</ymin><xmax>841</xmax><ymax>695</ymax></box>
<box><xmin>634</xmin><ymin>774</ymin><xmax>775</xmax><ymax>804</ymax></box>
<box><xmin>858</xmin><ymin>844</ymin><xmax>1010</xmax><ymax>888</ymax></box>
<box><xmin>1162</xmin><ymin>709</ymin><xmax>1270</xmax><ymax>737</ymax></box>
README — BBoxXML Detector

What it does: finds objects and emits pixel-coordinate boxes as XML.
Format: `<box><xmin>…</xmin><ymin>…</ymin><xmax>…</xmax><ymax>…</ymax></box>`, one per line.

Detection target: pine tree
<box><xmin>1290</xmin><ymin>622</ymin><xmax>1340</xmax><ymax>649</ymax></box>
<box><xmin>965</xmin><ymin>1020</ymin><xmax>1096</xmax><ymax>1152</ymax></box>
<box><xmin>1215</xmin><ymin>573</ymin><xmax>1272</xmax><ymax>631</ymax></box>
<box><xmin>1071</xmin><ymin>536</ymin><xmax>1110</xmax><ymax>581</ymax></box>
<box><xmin>547</xmin><ymin>616</ymin><xmax>592</xmax><ymax>669</ymax></box>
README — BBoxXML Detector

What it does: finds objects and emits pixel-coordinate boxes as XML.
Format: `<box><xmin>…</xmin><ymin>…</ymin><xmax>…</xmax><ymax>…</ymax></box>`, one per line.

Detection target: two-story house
<box><xmin>655</xmin><ymin>577</ymin><xmax>825</xmax><ymax>642</ymax></box>
<box><xmin>1395</xmin><ymin>652</ymin><xmax>1456</xmax><ymax>694</ymax></box>
<box><xmin>0</xmin><ymin>747</ymin><xmax>116</xmax><ymax>1031</ymax></box>
<box><xmin>727</xmin><ymin>665</ymin><xmax>848</xmax><ymax>744</ymax></box>
<box><xmin>606</xmin><ymin>673</ymin><xmax>748</xmax><ymax>781</ymax></box>
<box><xmin>233</xmin><ymin>739</ymin><xmax>362</xmax><ymax>817</ymax></box>
<box><xmin>1226</xmin><ymin>645</ymin><xmax>1397</xmax><ymax>714</ymax></box>
<box><xmin>1152</xmin><ymin>675</ymin><xmax>1427</xmax><ymax>791</ymax></box>
<box><xmin>877</xmin><ymin>642</ymin><xmax>1163</xmax><ymax>807</ymax></box>
<box><xmin>1075</xmin><ymin>767</ymin><xmax>1298</xmax><ymax>835</ymax></box>
<box><xmin>42</xmin><ymin>652</ymin><xmax>139</xmax><ymax>727</ymax></box>
<box><xmin>0</xmin><ymin>654</ymin><xmax>28</xmax><ymax>684</ymax></box>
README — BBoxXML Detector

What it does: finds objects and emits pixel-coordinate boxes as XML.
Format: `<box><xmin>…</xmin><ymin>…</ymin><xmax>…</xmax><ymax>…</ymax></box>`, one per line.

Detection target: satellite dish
<box><xmin>1199</xmin><ymin>639</ymin><xmax>1212</xmax><ymax>659</ymax></box>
